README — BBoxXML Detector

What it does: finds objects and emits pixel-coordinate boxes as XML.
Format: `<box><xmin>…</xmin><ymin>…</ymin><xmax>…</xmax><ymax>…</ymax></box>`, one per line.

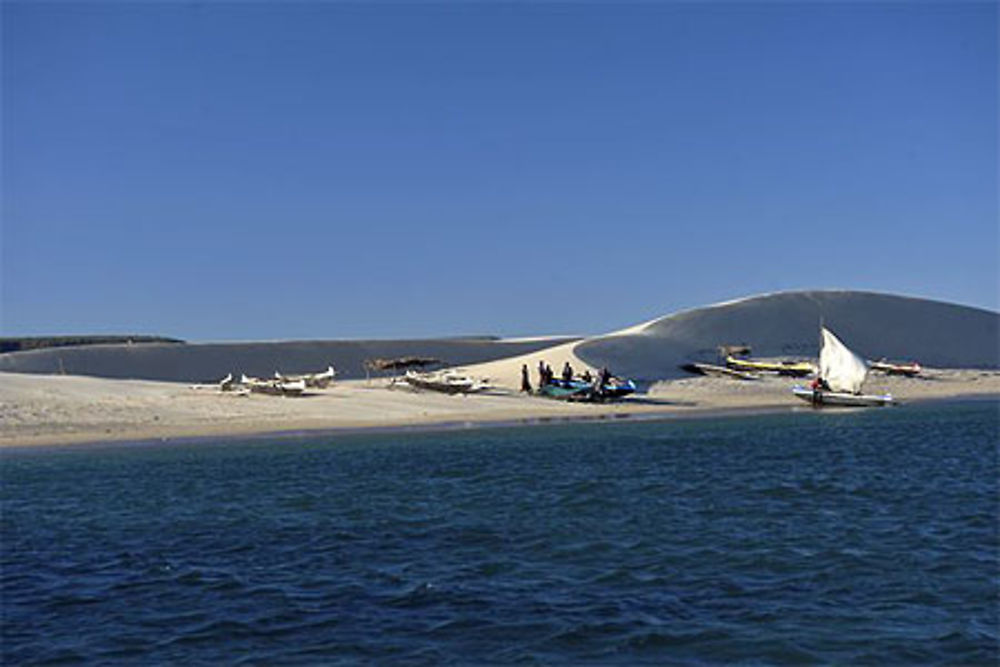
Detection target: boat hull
<box><xmin>792</xmin><ymin>385</ymin><xmax>895</xmax><ymax>407</ymax></box>
<box><xmin>681</xmin><ymin>362</ymin><xmax>758</xmax><ymax>381</ymax></box>
<box><xmin>537</xmin><ymin>378</ymin><xmax>636</xmax><ymax>401</ymax></box>
<box><xmin>402</xmin><ymin>371</ymin><xmax>486</xmax><ymax>394</ymax></box>
<box><xmin>869</xmin><ymin>361</ymin><xmax>921</xmax><ymax>377</ymax></box>
<box><xmin>726</xmin><ymin>356</ymin><xmax>813</xmax><ymax>377</ymax></box>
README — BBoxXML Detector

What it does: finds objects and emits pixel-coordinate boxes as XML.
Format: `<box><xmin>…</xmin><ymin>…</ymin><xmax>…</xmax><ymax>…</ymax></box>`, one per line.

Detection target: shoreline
<box><xmin>0</xmin><ymin>403</ymin><xmax>808</xmax><ymax>451</ymax></box>
<box><xmin>2</xmin><ymin>367</ymin><xmax>996</xmax><ymax>450</ymax></box>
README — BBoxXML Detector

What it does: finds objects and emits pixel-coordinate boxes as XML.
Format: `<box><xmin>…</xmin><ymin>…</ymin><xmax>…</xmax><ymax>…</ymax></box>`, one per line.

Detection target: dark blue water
<box><xmin>3</xmin><ymin>402</ymin><xmax>998</xmax><ymax>665</ymax></box>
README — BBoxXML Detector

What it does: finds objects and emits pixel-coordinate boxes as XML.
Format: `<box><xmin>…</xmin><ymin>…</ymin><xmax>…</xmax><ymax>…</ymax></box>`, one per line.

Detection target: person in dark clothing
<box><xmin>538</xmin><ymin>360</ymin><xmax>547</xmax><ymax>387</ymax></box>
<box><xmin>521</xmin><ymin>364</ymin><xmax>532</xmax><ymax>393</ymax></box>
<box><xmin>562</xmin><ymin>361</ymin><xmax>574</xmax><ymax>382</ymax></box>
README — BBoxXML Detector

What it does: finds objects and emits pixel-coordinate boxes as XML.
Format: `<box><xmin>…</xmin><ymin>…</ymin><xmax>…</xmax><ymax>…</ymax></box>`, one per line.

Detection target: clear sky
<box><xmin>2</xmin><ymin>1</ymin><xmax>997</xmax><ymax>341</ymax></box>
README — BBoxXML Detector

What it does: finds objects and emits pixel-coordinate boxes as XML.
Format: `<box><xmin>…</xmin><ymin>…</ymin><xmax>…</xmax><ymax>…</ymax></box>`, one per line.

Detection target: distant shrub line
<box><xmin>0</xmin><ymin>336</ymin><xmax>185</xmax><ymax>354</ymax></box>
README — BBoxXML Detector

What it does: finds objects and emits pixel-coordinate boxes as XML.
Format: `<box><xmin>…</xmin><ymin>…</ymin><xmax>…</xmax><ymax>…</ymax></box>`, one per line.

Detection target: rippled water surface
<box><xmin>3</xmin><ymin>402</ymin><xmax>998</xmax><ymax>664</ymax></box>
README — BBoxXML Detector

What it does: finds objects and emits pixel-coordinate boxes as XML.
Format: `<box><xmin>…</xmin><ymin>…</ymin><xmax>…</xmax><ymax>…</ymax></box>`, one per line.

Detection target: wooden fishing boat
<box><xmin>403</xmin><ymin>370</ymin><xmax>488</xmax><ymax>394</ymax></box>
<box><xmin>680</xmin><ymin>362</ymin><xmax>759</xmax><ymax>381</ymax></box>
<box><xmin>537</xmin><ymin>376</ymin><xmax>636</xmax><ymax>401</ymax></box>
<box><xmin>537</xmin><ymin>378</ymin><xmax>593</xmax><ymax>400</ymax></box>
<box><xmin>725</xmin><ymin>355</ymin><xmax>814</xmax><ymax>377</ymax></box>
<box><xmin>869</xmin><ymin>359</ymin><xmax>921</xmax><ymax>377</ymax></box>
<box><xmin>275</xmin><ymin>365</ymin><xmax>337</xmax><ymax>388</ymax></box>
<box><xmin>240</xmin><ymin>374</ymin><xmax>306</xmax><ymax>396</ymax></box>
<box><xmin>599</xmin><ymin>377</ymin><xmax>637</xmax><ymax>399</ymax></box>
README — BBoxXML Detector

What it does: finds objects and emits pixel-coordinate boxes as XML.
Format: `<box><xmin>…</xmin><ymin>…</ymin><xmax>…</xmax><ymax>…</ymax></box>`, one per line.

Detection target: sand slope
<box><xmin>1</xmin><ymin>291</ymin><xmax>994</xmax><ymax>390</ymax></box>
<box><xmin>0</xmin><ymin>336</ymin><xmax>578</xmax><ymax>384</ymax></box>
<box><xmin>574</xmin><ymin>291</ymin><xmax>999</xmax><ymax>386</ymax></box>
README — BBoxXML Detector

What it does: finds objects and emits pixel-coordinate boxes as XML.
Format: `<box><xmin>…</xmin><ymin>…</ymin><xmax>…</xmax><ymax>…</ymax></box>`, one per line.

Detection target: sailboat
<box><xmin>792</xmin><ymin>327</ymin><xmax>895</xmax><ymax>407</ymax></box>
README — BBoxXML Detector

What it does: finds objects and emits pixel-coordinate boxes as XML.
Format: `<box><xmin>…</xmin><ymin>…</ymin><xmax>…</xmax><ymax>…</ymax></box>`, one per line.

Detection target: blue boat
<box><xmin>537</xmin><ymin>377</ymin><xmax>636</xmax><ymax>402</ymax></box>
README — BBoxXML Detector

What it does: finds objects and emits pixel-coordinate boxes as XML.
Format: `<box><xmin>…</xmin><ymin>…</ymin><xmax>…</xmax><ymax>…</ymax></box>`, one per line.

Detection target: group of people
<box><xmin>520</xmin><ymin>360</ymin><xmax>609</xmax><ymax>394</ymax></box>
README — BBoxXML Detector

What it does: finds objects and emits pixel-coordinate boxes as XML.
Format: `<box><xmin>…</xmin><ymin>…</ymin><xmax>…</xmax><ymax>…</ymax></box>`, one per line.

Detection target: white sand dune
<box><xmin>0</xmin><ymin>336</ymin><xmax>580</xmax><ymax>384</ymax></box>
<box><xmin>574</xmin><ymin>290</ymin><xmax>999</xmax><ymax>387</ymax></box>
<box><xmin>463</xmin><ymin>290</ymin><xmax>998</xmax><ymax>392</ymax></box>
<box><xmin>1</xmin><ymin>291</ymin><xmax>994</xmax><ymax>388</ymax></box>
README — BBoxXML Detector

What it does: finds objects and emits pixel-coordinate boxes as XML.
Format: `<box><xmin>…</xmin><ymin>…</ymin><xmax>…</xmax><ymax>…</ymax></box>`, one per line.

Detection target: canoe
<box><xmin>869</xmin><ymin>360</ymin><xmax>921</xmax><ymax>377</ymax></box>
<box><xmin>599</xmin><ymin>378</ymin><xmax>637</xmax><ymax>399</ymax></box>
<box><xmin>726</xmin><ymin>356</ymin><xmax>814</xmax><ymax>377</ymax></box>
<box><xmin>403</xmin><ymin>370</ymin><xmax>488</xmax><ymax>394</ymax></box>
<box><xmin>537</xmin><ymin>377</ymin><xmax>636</xmax><ymax>401</ymax></box>
<box><xmin>537</xmin><ymin>378</ymin><xmax>593</xmax><ymax>400</ymax></box>
<box><xmin>680</xmin><ymin>362</ymin><xmax>758</xmax><ymax>381</ymax></box>
<box><xmin>240</xmin><ymin>374</ymin><xmax>306</xmax><ymax>396</ymax></box>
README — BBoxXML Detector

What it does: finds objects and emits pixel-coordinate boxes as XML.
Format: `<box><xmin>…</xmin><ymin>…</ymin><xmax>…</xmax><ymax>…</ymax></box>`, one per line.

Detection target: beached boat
<box><xmin>680</xmin><ymin>362</ymin><xmax>759</xmax><ymax>381</ymax></box>
<box><xmin>791</xmin><ymin>385</ymin><xmax>894</xmax><ymax>407</ymax></box>
<box><xmin>600</xmin><ymin>377</ymin><xmax>637</xmax><ymax>399</ymax></box>
<box><xmin>403</xmin><ymin>370</ymin><xmax>488</xmax><ymax>394</ymax></box>
<box><xmin>240</xmin><ymin>374</ymin><xmax>306</xmax><ymax>396</ymax></box>
<box><xmin>725</xmin><ymin>355</ymin><xmax>814</xmax><ymax>377</ymax></box>
<box><xmin>537</xmin><ymin>378</ymin><xmax>593</xmax><ymax>400</ymax></box>
<box><xmin>537</xmin><ymin>376</ymin><xmax>636</xmax><ymax>401</ymax></box>
<box><xmin>869</xmin><ymin>359</ymin><xmax>921</xmax><ymax>377</ymax></box>
<box><xmin>793</xmin><ymin>327</ymin><xmax>895</xmax><ymax>408</ymax></box>
<box><xmin>275</xmin><ymin>365</ymin><xmax>337</xmax><ymax>388</ymax></box>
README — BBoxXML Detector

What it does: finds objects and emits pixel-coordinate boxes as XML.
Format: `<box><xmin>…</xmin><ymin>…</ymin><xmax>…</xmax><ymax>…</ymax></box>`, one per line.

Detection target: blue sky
<box><xmin>2</xmin><ymin>2</ymin><xmax>996</xmax><ymax>340</ymax></box>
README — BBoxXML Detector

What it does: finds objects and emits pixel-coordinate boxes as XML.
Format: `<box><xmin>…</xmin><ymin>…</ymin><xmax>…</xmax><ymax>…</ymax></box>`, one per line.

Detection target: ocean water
<box><xmin>2</xmin><ymin>401</ymin><xmax>997</xmax><ymax>665</ymax></box>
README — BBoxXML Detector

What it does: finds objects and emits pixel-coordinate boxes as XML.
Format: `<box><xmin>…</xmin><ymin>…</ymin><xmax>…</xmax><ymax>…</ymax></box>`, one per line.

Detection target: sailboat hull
<box><xmin>792</xmin><ymin>385</ymin><xmax>895</xmax><ymax>407</ymax></box>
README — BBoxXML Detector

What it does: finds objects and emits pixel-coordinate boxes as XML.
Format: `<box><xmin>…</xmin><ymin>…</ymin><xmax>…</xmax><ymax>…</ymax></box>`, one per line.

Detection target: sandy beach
<box><xmin>2</xmin><ymin>366</ymin><xmax>997</xmax><ymax>448</ymax></box>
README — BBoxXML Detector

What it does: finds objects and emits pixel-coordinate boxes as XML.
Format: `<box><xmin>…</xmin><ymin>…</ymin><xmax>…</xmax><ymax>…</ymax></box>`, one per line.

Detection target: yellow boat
<box><xmin>725</xmin><ymin>355</ymin><xmax>814</xmax><ymax>377</ymax></box>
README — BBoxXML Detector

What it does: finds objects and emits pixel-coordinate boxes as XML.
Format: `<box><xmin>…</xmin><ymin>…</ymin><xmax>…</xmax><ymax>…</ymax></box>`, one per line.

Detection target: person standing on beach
<box><xmin>521</xmin><ymin>364</ymin><xmax>532</xmax><ymax>393</ymax></box>
<box><xmin>562</xmin><ymin>361</ymin><xmax>574</xmax><ymax>382</ymax></box>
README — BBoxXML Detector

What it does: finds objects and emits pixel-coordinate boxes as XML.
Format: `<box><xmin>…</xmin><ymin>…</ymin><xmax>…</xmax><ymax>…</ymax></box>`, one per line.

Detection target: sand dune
<box><xmin>3</xmin><ymin>291</ymin><xmax>993</xmax><ymax>390</ymax></box>
<box><xmin>574</xmin><ymin>290</ymin><xmax>999</xmax><ymax>387</ymax></box>
<box><xmin>459</xmin><ymin>290</ymin><xmax>998</xmax><ymax>392</ymax></box>
<box><xmin>0</xmin><ymin>336</ymin><xmax>579</xmax><ymax>384</ymax></box>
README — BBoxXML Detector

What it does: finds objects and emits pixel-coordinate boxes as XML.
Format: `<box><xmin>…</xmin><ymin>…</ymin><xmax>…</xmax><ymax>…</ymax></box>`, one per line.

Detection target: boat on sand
<box><xmin>240</xmin><ymin>374</ymin><xmax>307</xmax><ymax>397</ymax></box>
<box><xmin>725</xmin><ymin>355</ymin><xmax>814</xmax><ymax>377</ymax></box>
<box><xmin>275</xmin><ymin>365</ymin><xmax>337</xmax><ymax>388</ymax></box>
<box><xmin>793</xmin><ymin>327</ymin><xmax>895</xmax><ymax>408</ymax></box>
<box><xmin>680</xmin><ymin>362</ymin><xmax>759</xmax><ymax>381</ymax></box>
<box><xmin>537</xmin><ymin>376</ymin><xmax>636</xmax><ymax>402</ymax></box>
<box><xmin>402</xmin><ymin>370</ymin><xmax>489</xmax><ymax>394</ymax></box>
<box><xmin>869</xmin><ymin>359</ymin><xmax>921</xmax><ymax>377</ymax></box>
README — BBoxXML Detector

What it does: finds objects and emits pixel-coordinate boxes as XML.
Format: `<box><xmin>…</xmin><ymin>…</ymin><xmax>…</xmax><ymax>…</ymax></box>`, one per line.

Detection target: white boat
<box><xmin>275</xmin><ymin>365</ymin><xmax>337</xmax><ymax>388</ymax></box>
<box><xmin>305</xmin><ymin>365</ymin><xmax>336</xmax><ymax>388</ymax></box>
<box><xmin>869</xmin><ymin>359</ymin><xmax>921</xmax><ymax>377</ymax></box>
<box><xmin>792</xmin><ymin>385</ymin><xmax>895</xmax><ymax>407</ymax></box>
<box><xmin>240</xmin><ymin>373</ymin><xmax>306</xmax><ymax>396</ymax></box>
<box><xmin>402</xmin><ymin>370</ymin><xmax>489</xmax><ymax>394</ymax></box>
<box><xmin>793</xmin><ymin>327</ymin><xmax>896</xmax><ymax>407</ymax></box>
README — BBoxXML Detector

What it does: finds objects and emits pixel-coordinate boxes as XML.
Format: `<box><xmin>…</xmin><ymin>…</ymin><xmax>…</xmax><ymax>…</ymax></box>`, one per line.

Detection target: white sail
<box><xmin>819</xmin><ymin>327</ymin><xmax>868</xmax><ymax>394</ymax></box>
